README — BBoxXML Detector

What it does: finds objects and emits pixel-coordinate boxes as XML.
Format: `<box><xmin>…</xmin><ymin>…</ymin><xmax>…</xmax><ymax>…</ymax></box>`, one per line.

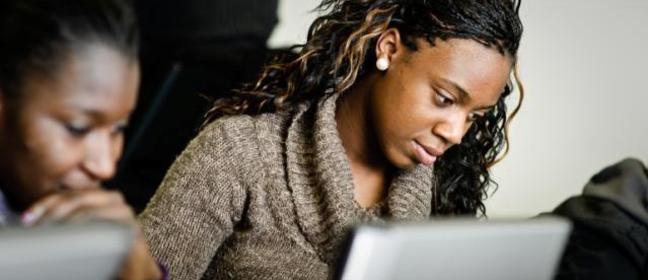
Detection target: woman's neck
<box><xmin>335</xmin><ymin>76</ymin><xmax>393</xmax><ymax>208</ymax></box>
<box><xmin>335</xmin><ymin>76</ymin><xmax>387</xmax><ymax>170</ymax></box>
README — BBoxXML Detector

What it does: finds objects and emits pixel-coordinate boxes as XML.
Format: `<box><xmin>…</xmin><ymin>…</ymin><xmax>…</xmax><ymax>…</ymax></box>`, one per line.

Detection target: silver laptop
<box><xmin>0</xmin><ymin>222</ymin><xmax>134</xmax><ymax>280</ymax></box>
<box><xmin>338</xmin><ymin>217</ymin><xmax>571</xmax><ymax>280</ymax></box>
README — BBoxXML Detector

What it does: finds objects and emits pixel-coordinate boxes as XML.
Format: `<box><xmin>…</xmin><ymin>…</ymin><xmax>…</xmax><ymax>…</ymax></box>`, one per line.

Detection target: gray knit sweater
<box><xmin>139</xmin><ymin>93</ymin><xmax>436</xmax><ymax>279</ymax></box>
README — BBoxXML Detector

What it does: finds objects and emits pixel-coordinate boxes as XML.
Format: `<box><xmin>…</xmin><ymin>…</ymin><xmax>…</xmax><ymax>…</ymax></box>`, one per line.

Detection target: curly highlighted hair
<box><xmin>205</xmin><ymin>0</ymin><xmax>524</xmax><ymax>216</ymax></box>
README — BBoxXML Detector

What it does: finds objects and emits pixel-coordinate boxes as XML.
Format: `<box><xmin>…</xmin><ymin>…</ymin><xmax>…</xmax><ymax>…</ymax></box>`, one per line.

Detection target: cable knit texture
<box><xmin>139</xmin><ymin>93</ymin><xmax>436</xmax><ymax>279</ymax></box>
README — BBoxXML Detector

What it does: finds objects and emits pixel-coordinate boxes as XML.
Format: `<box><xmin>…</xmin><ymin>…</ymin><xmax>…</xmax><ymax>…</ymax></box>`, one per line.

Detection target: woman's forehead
<box><xmin>406</xmin><ymin>38</ymin><xmax>512</xmax><ymax>99</ymax></box>
<box><xmin>18</xmin><ymin>45</ymin><xmax>139</xmax><ymax>121</ymax></box>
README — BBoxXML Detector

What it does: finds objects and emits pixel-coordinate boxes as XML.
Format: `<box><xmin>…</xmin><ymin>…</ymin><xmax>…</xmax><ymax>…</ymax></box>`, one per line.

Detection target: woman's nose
<box><xmin>433</xmin><ymin>112</ymin><xmax>469</xmax><ymax>146</ymax></box>
<box><xmin>82</xmin><ymin>133</ymin><xmax>118</xmax><ymax>181</ymax></box>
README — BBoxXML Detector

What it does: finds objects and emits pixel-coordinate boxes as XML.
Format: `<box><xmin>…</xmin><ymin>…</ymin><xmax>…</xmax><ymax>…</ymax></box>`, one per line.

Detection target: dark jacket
<box><xmin>553</xmin><ymin>158</ymin><xmax>648</xmax><ymax>279</ymax></box>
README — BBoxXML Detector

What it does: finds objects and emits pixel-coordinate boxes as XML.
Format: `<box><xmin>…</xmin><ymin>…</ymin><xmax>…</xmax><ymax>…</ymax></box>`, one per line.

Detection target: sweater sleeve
<box><xmin>138</xmin><ymin>117</ymin><xmax>252</xmax><ymax>279</ymax></box>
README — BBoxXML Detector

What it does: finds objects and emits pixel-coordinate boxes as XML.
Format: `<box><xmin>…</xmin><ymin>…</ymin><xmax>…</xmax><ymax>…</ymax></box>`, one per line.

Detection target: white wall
<box><xmin>268</xmin><ymin>0</ymin><xmax>648</xmax><ymax>217</ymax></box>
<box><xmin>267</xmin><ymin>0</ymin><xmax>320</xmax><ymax>48</ymax></box>
<box><xmin>486</xmin><ymin>0</ymin><xmax>648</xmax><ymax>217</ymax></box>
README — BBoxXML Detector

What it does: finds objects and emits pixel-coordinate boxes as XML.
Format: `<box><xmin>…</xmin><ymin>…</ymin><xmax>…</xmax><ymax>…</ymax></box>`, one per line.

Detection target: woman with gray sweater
<box><xmin>139</xmin><ymin>0</ymin><xmax>524</xmax><ymax>278</ymax></box>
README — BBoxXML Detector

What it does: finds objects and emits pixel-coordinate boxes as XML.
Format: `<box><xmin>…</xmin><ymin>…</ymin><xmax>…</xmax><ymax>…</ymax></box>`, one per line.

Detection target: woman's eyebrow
<box><xmin>439</xmin><ymin>78</ymin><xmax>501</xmax><ymax>110</ymax></box>
<box><xmin>439</xmin><ymin>78</ymin><xmax>471</xmax><ymax>102</ymax></box>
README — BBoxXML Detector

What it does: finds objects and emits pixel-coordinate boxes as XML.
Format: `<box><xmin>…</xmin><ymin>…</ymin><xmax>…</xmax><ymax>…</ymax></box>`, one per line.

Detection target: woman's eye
<box><xmin>112</xmin><ymin>123</ymin><xmax>128</xmax><ymax>135</ymax></box>
<box><xmin>435</xmin><ymin>91</ymin><xmax>455</xmax><ymax>106</ymax></box>
<box><xmin>65</xmin><ymin>123</ymin><xmax>90</xmax><ymax>137</ymax></box>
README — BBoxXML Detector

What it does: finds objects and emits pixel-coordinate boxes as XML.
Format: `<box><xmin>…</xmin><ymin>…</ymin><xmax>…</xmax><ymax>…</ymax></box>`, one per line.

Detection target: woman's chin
<box><xmin>386</xmin><ymin>153</ymin><xmax>418</xmax><ymax>170</ymax></box>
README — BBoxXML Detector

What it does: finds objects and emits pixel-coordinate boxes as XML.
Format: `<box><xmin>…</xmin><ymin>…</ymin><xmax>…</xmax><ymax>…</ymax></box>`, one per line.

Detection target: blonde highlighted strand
<box><xmin>488</xmin><ymin>63</ymin><xmax>524</xmax><ymax>168</ymax></box>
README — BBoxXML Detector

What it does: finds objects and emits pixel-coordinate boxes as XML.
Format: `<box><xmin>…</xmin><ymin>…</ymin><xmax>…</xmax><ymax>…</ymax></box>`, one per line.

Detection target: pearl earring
<box><xmin>376</xmin><ymin>57</ymin><xmax>390</xmax><ymax>71</ymax></box>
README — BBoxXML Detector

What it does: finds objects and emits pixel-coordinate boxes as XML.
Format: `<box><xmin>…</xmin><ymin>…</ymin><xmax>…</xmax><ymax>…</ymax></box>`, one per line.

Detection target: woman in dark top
<box><xmin>0</xmin><ymin>0</ymin><xmax>160</xmax><ymax>278</ymax></box>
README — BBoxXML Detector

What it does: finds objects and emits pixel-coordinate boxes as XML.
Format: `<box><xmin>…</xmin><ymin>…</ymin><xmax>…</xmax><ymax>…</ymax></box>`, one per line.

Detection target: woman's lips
<box><xmin>412</xmin><ymin>141</ymin><xmax>438</xmax><ymax>166</ymax></box>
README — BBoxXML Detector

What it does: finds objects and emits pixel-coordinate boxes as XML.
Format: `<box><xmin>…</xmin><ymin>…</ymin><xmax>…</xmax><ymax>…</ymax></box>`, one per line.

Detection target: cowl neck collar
<box><xmin>284</xmin><ymin>93</ymin><xmax>435</xmax><ymax>263</ymax></box>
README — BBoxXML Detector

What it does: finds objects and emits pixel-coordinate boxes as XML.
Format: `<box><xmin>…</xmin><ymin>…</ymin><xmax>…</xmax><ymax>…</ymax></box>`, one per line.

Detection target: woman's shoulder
<box><xmin>201</xmin><ymin>112</ymin><xmax>287</xmax><ymax>141</ymax></box>
<box><xmin>194</xmin><ymin>112</ymin><xmax>289</xmax><ymax>158</ymax></box>
<box><xmin>200</xmin><ymin>114</ymin><xmax>257</xmax><ymax>142</ymax></box>
<box><xmin>176</xmin><ymin>113</ymin><xmax>289</xmax><ymax>188</ymax></box>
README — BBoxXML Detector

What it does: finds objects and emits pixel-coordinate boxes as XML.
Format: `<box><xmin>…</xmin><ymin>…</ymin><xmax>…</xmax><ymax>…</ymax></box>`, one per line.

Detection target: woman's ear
<box><xmin>374</xmin><ymin>28</ymin><xmax>404</xmax><ymax>63</ymax></box>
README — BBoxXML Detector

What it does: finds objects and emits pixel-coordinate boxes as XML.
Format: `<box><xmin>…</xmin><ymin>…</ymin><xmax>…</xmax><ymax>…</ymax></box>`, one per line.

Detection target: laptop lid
<box><xmin>338</xmin><ymin>217</ymin><xmax>571</xmax><ymax>280</ymax></box>
<box><xmin>0</xmin><ymin>222</ymin><xmax>133</xmax><ymax>280</ymax></box>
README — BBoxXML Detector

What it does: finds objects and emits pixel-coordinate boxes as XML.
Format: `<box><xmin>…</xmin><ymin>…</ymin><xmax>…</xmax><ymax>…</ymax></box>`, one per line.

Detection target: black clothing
<box><xmin>553</xmin><ymin>158</ymin><xmax>648</xmax><ymax>279</ymax></box>
<box><xmin>109</xmin><ymin>1</ymin><xmax>279</xmax><ymax>211</ymax></box>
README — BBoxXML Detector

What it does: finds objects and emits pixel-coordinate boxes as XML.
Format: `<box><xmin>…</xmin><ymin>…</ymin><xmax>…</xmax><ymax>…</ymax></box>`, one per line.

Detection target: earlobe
<box><xmin>375</xmin><ymin>57</ymin><xmax>390</xmax><ymax>71</ymax></box>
